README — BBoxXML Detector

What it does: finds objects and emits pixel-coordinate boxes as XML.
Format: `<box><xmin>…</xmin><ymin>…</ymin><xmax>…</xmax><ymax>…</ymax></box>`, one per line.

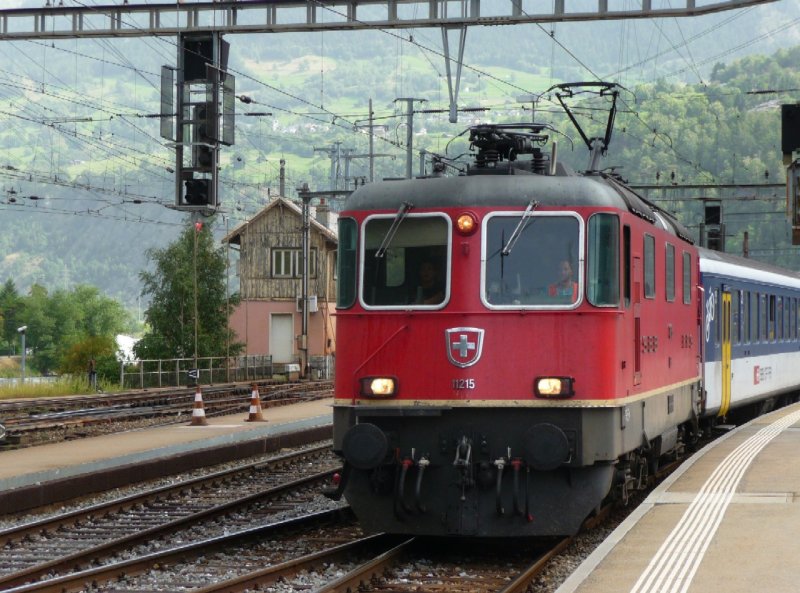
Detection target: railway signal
<box><xmin>783</xmin><ymin>104</ymin><xmax>800</xmax><ymax>244</ymax></box>
<box><xmin>161</xmin><ymin>32</ymin><xmax>235</xmax><ymax>212</ymax></box>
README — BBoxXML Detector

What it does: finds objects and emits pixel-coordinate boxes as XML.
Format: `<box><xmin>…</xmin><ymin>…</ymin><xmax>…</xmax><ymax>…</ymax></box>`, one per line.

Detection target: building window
<box><xmin>272</xmin><ymin>248</ymin><xmax>318</xmax><ymax>278</ymax></box>
<box><xmin>272</xmin><ymin>249</ymin><xmax>293</xmax><ymax>278</ymax></box>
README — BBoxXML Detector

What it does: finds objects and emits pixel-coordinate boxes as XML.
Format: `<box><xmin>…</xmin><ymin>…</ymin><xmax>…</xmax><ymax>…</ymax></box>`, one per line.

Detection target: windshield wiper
<box><xmin>375</xmin><ymin>201</ymin><xmax>414</xmax><ymax>258</ymax></box>
<box><xmin>501</xmin><ymin>200</ymin><xmax>539</xmax><ymax>256</ymax></box>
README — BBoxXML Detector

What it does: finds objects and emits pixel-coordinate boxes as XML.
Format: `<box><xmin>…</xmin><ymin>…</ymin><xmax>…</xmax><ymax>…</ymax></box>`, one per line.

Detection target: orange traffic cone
<box><xmin>190</xmin><ymin>385</ymin><xmax>208</xmax><ymax>426</ymax></box>
<box><xmin>245</xmin><ymin>384</ymin><xmax>266</xmax><ymax>422</ymax></box>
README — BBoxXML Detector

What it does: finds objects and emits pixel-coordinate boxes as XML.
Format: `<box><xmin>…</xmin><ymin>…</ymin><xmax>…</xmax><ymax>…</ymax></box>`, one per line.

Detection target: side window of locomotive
<box><xmin>587</xmin><ymin>213</ymin><xmax>619</xmax><ymax>306</ymax></box>
<box><xmin>643</xmin><ymin>234</ymin><xmax>656</xmax><ymax>299</ymax></box>
<box><xmin>665</xmin><ymin>244</ymin><xmax>675</xmax><ymax>302</ymax></box>
<box><xmin>682</xmin><ymin>251</ymin><xmax>691</xmax><ymax>304</ymax></box>
<box><xmin>337</xmin><ymin>217</ymin><xmax>358</xmax><ymax>308</ymax></box>
<box><xmin>484</xmin><ymin>213</ymin><xmax>581</xmax><ymax>307</ymax></box>
<box><xmin>361</xmin><ymin>215</ymin><xmax>449</xmax><ymax>308</ymax></box>
<box><xmin>624</xmin><ymin>226</ymin><xmax>632</xmax><ymax>307</ymax></box>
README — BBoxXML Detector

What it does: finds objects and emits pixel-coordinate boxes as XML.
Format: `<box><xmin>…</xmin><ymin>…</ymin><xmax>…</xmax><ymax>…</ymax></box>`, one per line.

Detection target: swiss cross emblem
<box><xmin>445</xmin><ymin>327</ymin><xmax>485</xmax><ymax>368</ymax></box>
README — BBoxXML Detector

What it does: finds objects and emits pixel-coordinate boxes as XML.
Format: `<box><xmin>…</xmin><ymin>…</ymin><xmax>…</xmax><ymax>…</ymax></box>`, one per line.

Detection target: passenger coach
<box><xmin>699</xmin><ymin>249</ymin><xmax>800</xmax><ymax>419</ymax></box>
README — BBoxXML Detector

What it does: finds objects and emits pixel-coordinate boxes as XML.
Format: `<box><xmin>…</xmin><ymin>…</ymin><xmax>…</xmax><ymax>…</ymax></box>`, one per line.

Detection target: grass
<box><xmin>0</xmin><ymin>376</ymin><xmax>117</xmax><ymax>400</ymax></box>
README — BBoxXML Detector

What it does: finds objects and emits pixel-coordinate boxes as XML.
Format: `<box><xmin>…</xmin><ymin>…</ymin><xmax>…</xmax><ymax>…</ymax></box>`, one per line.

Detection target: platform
<box><xmin>557</xmin><ymin>402</ymin><xmax>800</xmax><ymax>593</ymax></box>
<box><xmin>0</xmin><ymin>398</ymin><xmax>333</xmax><ymax>514</ymax></box>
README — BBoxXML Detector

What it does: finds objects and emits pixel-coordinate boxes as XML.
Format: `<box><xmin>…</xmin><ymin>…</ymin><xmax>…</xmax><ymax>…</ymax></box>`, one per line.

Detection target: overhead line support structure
<box><xmin>0</xmin><ymin>1</ymin><xmax>778</xmax><ymax>40</ymax></box>
<box><xmin>0</xmin><ymin>0</ymin><xmax>778</xmax><ymax>125</ymax></box>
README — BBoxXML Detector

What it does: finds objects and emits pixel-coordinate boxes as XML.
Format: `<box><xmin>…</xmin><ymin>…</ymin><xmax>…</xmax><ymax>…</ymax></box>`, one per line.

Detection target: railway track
<box><xmin>314</xmin><ymin>536</ymin><xmax>573</xmax><ymax>593</ymax></box>
<box><xmin>0</xmin><ymin>443</ymin><xmax>343</xmax><ymax>590</ymax></box>
<box><xmin>0</xmin><ymin>380</ymin><xmax>332</xmax><ymax>448</ymax></box>
<box><xmin>0</xmin><ymin>448</ymin><xmax>690</xmax><ymax>593</ymax></box>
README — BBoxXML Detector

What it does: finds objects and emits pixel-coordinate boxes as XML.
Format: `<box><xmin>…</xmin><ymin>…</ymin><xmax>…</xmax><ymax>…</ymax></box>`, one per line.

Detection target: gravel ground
<box><xmin>0</xmin><ymin>443</ymin><xmax>334</xmax><ymax>530</ymax></box>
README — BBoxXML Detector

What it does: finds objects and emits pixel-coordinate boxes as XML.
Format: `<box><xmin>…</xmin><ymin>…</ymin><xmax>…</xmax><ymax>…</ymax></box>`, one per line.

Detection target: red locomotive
<box><xmin>326</xmin><ymin>84</ymin><xmax>800</xmax><ymax>537</ymax></box>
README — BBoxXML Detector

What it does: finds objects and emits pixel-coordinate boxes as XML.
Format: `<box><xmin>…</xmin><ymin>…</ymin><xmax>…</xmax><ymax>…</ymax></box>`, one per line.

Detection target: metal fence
<box><xmin>309</xmin><ymin>355</ymin><xmax>334</xmax><ymax>380</ymax></box>
<box><xmin>119</xmin><ymin>354</ymin><xmax>335</xmax><ymax>389</ymax></box>
<box><xmin>120</xmin><ymin>355</ymin><xmax>274</xmax><ymax>389</ymax></box>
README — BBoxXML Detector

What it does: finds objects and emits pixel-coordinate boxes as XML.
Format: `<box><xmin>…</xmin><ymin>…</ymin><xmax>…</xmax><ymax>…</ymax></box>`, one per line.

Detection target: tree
<box><xmin>0</xmin><ymin>279</ymin><xmax>21</xmax><ymax>354</ymax></box>
<box><xmin>8</xmin><ymin>283</ymin><xmax>132</xmax><ymax>375</ymax></box>
<box><xmin>134</xmin><ymin>219</ymin><xmax>241</xmax><ymax>361</ymax></box>
<box><xmin>61</xmin><ymin>335</ymin><xmax>118</xmax><ymax>384</ymax></box>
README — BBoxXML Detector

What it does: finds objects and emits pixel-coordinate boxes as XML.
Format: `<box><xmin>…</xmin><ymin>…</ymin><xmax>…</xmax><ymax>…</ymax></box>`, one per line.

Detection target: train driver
<box><xmin>548</xmin><ymin>259</ymin><xmax>579</xmax><ymax>301</ymax></box>
<box><xmin>415</xmin><ymin>259</ymin><xmax>445</xmax><ymax>305</ymax></box>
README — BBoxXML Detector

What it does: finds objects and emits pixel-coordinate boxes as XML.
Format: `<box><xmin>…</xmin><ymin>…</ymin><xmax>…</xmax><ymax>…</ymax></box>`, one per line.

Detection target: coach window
<box><xmin>337</xmin><ymin>217</ymin><xmax>357</xmax><ymax>308</ymax></box>
<box><xmin>768</xmin><ymin>294</ymin><xmax>776</xmax><ymax>341</ymax></box>
<box><xmin>587</xmin><ymin>213</ymin><xmax>620</xmax><ymax>306</ymax></box>
<box><xmin>752</xmin><ymin>292</ymin><xmax>759</xmax><ymax>343</ymax></box>
<box><xmin>784</xmin><ymin>296</ymin><xmax>790</xmax><ymax>340</ymax></box>
<box><xmin>759</xmin><ymin>293</ymin><xmax>767</xmax><ymax>342</ymax></box>
<box><xmin>665</xmin><ymin>244</ymin><xmax>676</xmax><ymax>302</ymax></box>
<box><xmin>483</xmin><ymin>212</ymin><xmax>582</xmax><ymax>308</ymax></box>
<box><xmin>732</xmin><ymin>289</ymin><xmax>740</xmax><ymax>345</ymax></box>
<box><xmin>743</xmin><ymin>291</ymin><xmax>751</xmax><ymax>343</ymax></box>
<box><xmin>644</xmin><ymin>234</ymin><xmax>655</xmax><ymax>299</ymax></box>
<box><xmin>361</xmin><ymin>214</ymin><xmax>450</xmax><ymax>308</ymax></box>
<box><xmin>682</xmin><ymin>252</ymin><xmax>691</xmax><ymax>304</ymax></box>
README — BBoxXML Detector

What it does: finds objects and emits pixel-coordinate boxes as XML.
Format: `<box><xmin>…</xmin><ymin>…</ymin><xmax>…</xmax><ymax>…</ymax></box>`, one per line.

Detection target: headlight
<box><xmin>360</xmin><ymin>376</ymin><xmax>398</xmax><ymax>397</ymax></box>
<box><xmin>534</xmin><ymin>376</ymin><xmax>575</xmax><ymax>398</ymax></box>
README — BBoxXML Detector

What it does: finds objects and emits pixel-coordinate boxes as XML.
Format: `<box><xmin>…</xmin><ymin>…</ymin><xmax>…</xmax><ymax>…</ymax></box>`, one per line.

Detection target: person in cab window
<box><xmin>548</xmin><ymin>259</ymin><xmax>578</xmax><ymax>302</ymax></box>
<box><xmin>416</xmin><ymin>260</ymin><xmax>444</xmax><ymax>305</ymax></box>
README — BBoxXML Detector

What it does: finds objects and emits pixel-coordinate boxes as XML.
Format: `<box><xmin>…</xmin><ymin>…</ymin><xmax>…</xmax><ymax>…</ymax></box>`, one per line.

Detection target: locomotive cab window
<box><xmin>337</xmin><ymin>217</ymin><xmax>358</xmax><ymax>308</ymax></box>
<box><xmin>482</xmin><ymin>212</ymin><xmax>582</xmax><ymax>308</ymax></box>
<box><xmin>360</xmin><ymin>214</ymin><xmax>450</xmax><ymax>309</ymax></box>
<box><xmin>587</xmin><ymin>213</ymin><xmax>619</xmax><ymax>306</ymax></box>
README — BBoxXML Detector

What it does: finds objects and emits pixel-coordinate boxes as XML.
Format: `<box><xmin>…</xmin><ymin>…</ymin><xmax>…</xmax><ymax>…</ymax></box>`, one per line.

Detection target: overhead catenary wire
<box><xmin>1</xmin><ymin>0</ymin><xmax>795</xmax><ymax>224</ymax></box>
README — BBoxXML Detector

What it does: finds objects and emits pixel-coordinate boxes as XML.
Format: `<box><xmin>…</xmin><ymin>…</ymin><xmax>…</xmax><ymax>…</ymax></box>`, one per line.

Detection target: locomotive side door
<box><xmin>719</xmin><ymin>288</ymin><xmax>732</xmax><ymax>417</ymax></box>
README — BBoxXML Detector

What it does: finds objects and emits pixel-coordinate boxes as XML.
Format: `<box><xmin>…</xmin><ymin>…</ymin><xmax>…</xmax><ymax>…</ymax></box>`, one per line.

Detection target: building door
<box><xmin>270</xmin><ymin>313</ymin><xmax>294</xmax><ymax>363</ymax></box>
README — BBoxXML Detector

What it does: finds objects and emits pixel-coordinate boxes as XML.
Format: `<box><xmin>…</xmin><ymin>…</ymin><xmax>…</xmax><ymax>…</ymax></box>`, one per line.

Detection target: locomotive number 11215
<box><xmin>451</xmin><ymin>378</ymin><xmax>476</xmax><ymax>390</ymax></box>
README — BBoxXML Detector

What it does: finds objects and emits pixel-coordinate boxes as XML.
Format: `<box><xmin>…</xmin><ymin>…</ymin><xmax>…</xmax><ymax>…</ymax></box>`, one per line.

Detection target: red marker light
<box><xmin>195</xmin><ymin>222</ymin><xmax>203</xmax><ymax>232</ymax></box>
<box><xmin>332</xmin><ymin>472</ymin><xmax>341</xmax><ymax>486</ymax></box>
